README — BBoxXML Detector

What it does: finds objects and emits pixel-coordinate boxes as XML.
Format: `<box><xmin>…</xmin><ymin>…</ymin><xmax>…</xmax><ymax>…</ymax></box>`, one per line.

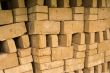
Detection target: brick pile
<box><xmin>26</xmin><ymin>0</ymin><xmax>110</xmax><ymax>73</ymax></box>
<box><xmin>0</xmin><ymin>0</ymin><xmax>110</xmax><ymax>73</ymax></box>
<box><xmin>0</xmin><ymin>0</ymin><xmax>33</xmax><ymax>73</ymax></box>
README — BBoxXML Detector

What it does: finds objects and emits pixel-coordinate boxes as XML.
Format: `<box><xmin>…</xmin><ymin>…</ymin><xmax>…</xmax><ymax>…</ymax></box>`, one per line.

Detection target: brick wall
<box><xmin>0</xmin><ymin>0</ymin><xmax>110</xmax><ymax>73</ymax></box>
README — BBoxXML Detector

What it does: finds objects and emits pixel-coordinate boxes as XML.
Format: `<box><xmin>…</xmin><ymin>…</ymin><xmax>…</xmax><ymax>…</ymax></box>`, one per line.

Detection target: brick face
<box><xmin>27</xmin><ymin>21</ymin><xmax>60</xmax><ymax>34</ymax></box>
<box><xmin>49</xmin><ymin>8</ymin><xmax>72</xmax><ymax>21</ymax></box>
<box><xmin>0</xmin><ymin>53</ymin><xmax>19</xmax><ymax>69</ymax></box>
<box><xmin>0</xmin><ymin>10</ymin><xmax>13</xmax><ymax>25</ymax></box>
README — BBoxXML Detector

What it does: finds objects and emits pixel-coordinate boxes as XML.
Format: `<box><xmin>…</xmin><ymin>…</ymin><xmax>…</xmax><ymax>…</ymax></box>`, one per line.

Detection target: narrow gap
<box><xmin>46</xmin><ymin>34</ymin><xmax>49</xmax><ymax>47</ymax></box>
<box><xmin>13</xmin><ymin>37</ymin><xmax>19</xmax><ymax>49</ymax></box>
<box><xmin>97</xmin><ymin>0</ymin><xmax>101</xmax><ymax>8</ymax></box>
<box><xmin>24</xmin><ymin>0</ymin><xmax>28</xmax><ymax>7</ymax></box>
<box><xmin>69</xmin><ymin>0</ymin><xmax>76</xmax><ymax>7</ymax></box>
<box><xmin>1</xmin><ymin>0</ymin><xmax>12</xmax><ymax>10</ymax></box>
<box><xmin>83</xmin><ymin>0</ymin><xmax>92</xmax><ymax>7</ymax></box>
<box><xmin>57</xmin><ymin>0</ymin><xmax>63</xmax><ymax>7</ymax></box>
<box><xmin>44</xmin><ymin>0</ymin><xmax>49</xmax><ymax>6</ymax></box>
<box><xmin>0</xmin><ymin>41</ymin><xmax>4</xmax><ymax>53</ymax></box>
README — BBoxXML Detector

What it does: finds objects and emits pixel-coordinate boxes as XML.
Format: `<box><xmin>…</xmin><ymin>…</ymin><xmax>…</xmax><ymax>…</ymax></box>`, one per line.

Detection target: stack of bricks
<box><xmin>27</xmin><ymin>0</ymin><xmax>85</xmax><ymax>73</ymax></box>
<box><xmin>84</xmin><ymin>0</ymin><xmax>110</xmax><ymax>73</ymax></box>
<box><xmin>0</xmin><ymin>0</ymin><xmax>110</xmax><ymax>73</ymax></box>
<box><xmin>26</xmin><ymin>0</ymin><xmax>110</xmax><ymax>73</ymax></box>
<box><xmin>0</xmin><ymin>0</ymin><xmax>33</xmax><ymax>73</ymax></box>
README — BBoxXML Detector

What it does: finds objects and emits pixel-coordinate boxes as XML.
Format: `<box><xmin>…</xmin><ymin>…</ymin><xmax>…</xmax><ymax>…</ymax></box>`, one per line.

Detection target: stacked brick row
<box><xmin>0</xmin><ymin>0</ymin><xmax>33</xmax><ymax>73</ymax></box>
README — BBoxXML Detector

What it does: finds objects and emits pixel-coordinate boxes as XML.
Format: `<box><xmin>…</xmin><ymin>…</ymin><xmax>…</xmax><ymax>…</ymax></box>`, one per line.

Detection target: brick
<box><xmin>0</xmin><ymin>53</ymin><xmax>19</xmax><ymax>69</ymax></box>
<box><xmin>32</xmin><ymin>47</ymin><xmax>51</xmax><ymax>56</ymax></box>
<box><xmin>17</xmin><ymin>35</ymin><xmax>30</xmax><ymax>48</ymax></box>
<box><xmin>72</xmin><ymin>21</ymin><xmax>84</xmax><ymax>33</ymax></box>
<box><xmin>19</xmin><ymin>63</ymin><xmax>33</xmax><ymax>73</ymax></box>
<box><xmin>11</xmin><ymin>0</ymin><xmax>25</xmax><ymax>8</ymax></box>
<box><xmin>34</xmin><ymin>60</ymin><xmax>64</xmax><ymax>70</ymax></box>
<box><xmin>28</xmin><ymin>5</ymin><xmax>48</xmax><ymax>14</ymax></box>
<box><xmin>97</xmin><ymin>40</ymin><xmax>110</xmax><ymax>53</ymax></box>
<box><xmin>27</xmin><ymin>21</ymin><xmax>60</xmax><ymax>34</ymax></box>
<box><xmin>95</xmin><ymin>32</ymin><xmax>104</xmax><ymax>43</ymax></box>
<box><xmin>73</xmin><ymin>7</ymin><xmax>84</xmax><ymax>14</ymax></box>
<box><xmin>36</xmin><ymin>67</ymin><xmax>64</xmax><ymax>73</ymax></box>
<box><xmin>18</xmin><ymin>48</ymin><xmax>31</xmax><ymax>57</ymax></box>
<box><xmin>14</xmin><ymin>15</ymin><xmax>28</xmax><ymax>22</ymax></box>
<box><xmin>85</xmin><ymin>21</ymin><xmax>97</xmax><ymax>32</ymax></box>
<box><xmin>60</xmin><ymin>21</ymin><xmax>84</xmax><ymax>34</ymax></box>
<box><xmin>4</xmin><ymin>66</ymin><xmax>20</xmax><ymax>73</ymax></box>
<box><xmin>19</xmin><ymin>55</ymin><xmax>33</xmax><ymax>65</ymax></box>
<box><xmin>86</xmin><ymin>49</ymin><xmax>97</xmax><ymax>56</ymax></box>
<box><xmin>85</xmin><ymin>8</ymin><xmax>98</xmax><ymax>15</ymax></box>
<box><xmin>65</xmin><ymin>58</ymin><xmax>85</xmax><ymax>66</ymax></box>
<box><xmin>47</xmin><ymin>35</ymin><xmax>58</xmax><ymax>47</ymax></box>
<box><xmin>30</xmin><ymin>35</ymin><xmax>46</xmax><ymax>48</ymax></box>
<box><xmin>76</xmin><ymin>0</ymin><xmax>82</xmax><ymax>6</ymax></box>
<box><xmin>85</xmin><ymin>20</ymin><xmax>105</xmax><ymax>32</ymax></box>
<box><xmin>105</xmin><ymin>50</ymin><xmax>110</xmax><ymax>57</ymax></box>
<box><xmin>85</xmin><ymin>32</ymin><xmax>95</xmax><ymax>44</ymax></box>
<box><xmin>73</xmin><ymin>44</ymin><xmax>86</xmax><ymax>51</ymax></box>
<box><xmin>33</xmin><ymin>56</ymin><xmax>51</xmax><ymax>63</ymax></box>
<box><xmin>45</xmin><ymin>0</ymin><xmax>57</xmax><ymax>7</ymax></box>
<box><xmin>72</xmin><ymin>33</ymin><xmax>85</xmax><ymax>44</ymax></box>
<box><xmin>65</xmin><ymin>58</ymin><xmax>84</xmax><ymax>72</ymax></box>
<box><xmin>86</xmin><ymin>43</ymin><xmax>98</xmax><ymax>50</ymax></box>
<box><xmin>92</xmin><ymin>0</ymin><xmax>97</xmax><ymax>7</ymax></box>
<box><xmin>98</xmin><ymin>8</ymin><xmax>108</xmax><ymax>19</ymax></box>
<box><xmin>60</xmin><ymin>21</ymin><xmax>73</xmax><ymax>34</ymax></box>
<box><xmin>97</xmin><ymin>42</ymin><xmax>107</xmax><ymax>53</ymax></box>
<box><xmin>105</xmin><ymin>18</ymin><xmax>110</xmax><ymax>29</ymax></box>
<box><xmin>0</xmin><ymin>22</ymin><xmax>26</xmax><ymax>41</ymax></box>
<box><xmin>74</xmin><ymin>51</ymin><xmax>85</xmax><ymax>58</ymax></box>
<box><xmin>52</xmin><ymin>47</ymin><xmax>62</xmax><ymax>61</ymax></box>
<box><xmin>86</xmin><ymin>43</ymin><xmax>97</xmax><ymax>50</ymax></box>
<box><xmin>52</xmin><ymin>47</ymin><xmax>73</xmax><ymax>61</ymax></box>
<box><xmin>13</xmin><ymin>8</ymin><xmax>27</xmax><ymax>15</ymax></box>
<box><xmin>0</xmin><ymin>10</ymin><xmax>13</xmax><ymax>25</ymax></box>
<box><xmin>103</xmin><ymin>29</ymin><xmax>110</xmax><ymax>40</ymax></box>
<box><xmin>28</xmin><ymin>13</ymin><xmax>48</xmax><ymax>21</ymax></box>
<box><xmin>85</xmin><ymin>15</ymin><xmax>97</xmax><ymax>20</ymax></box>
<box><xmin>84</xmin><ymin>67</ymin><xmax>94</xmax><ymax>73</ymax></box>
<box><xmin>49</xmin><ymin>8</ymin><xmax>72</xmax><ymax>21</ymax></box>
<box><xmin>59</xmin><ymin>34</ymin><xmax>72</xmax><ymax>46</ymax></box>
<box><xmin>0</xmin><ymin>70</ymin><xmax>3</xmax><ymax>73</ymax></box>
<box><xmin>26</xmin><ymin>0</ymin><xmax>44</xmax><ymax>7</ymax></box>
<box><xmin>57</xmin><ymin>0</ymin><xmax>70</xmax><ymax>7</ymax></box>
<box><xmin>3</xmin><ymin>39</ymin><xmax>17</xmax><ymax>53</ymax></box>
<box><xmin>105</xmin><ymin>56</ymin><xmax>110</xmax><ymax>62</ymax></box>
<box><xmin>61</xmin><ymin>47</ymin><xmax>73</xmax><ymax>59</ymax></box>
<box><xmin>107</xmin><ymin>0</ymin><xmax>110</xmax><ymax>7</ymax></box>
<box><xmin>94</xmin><ymin>64</ymin><xmax>102</xmax><ymax>73</ymax></box>
<box><xmin>85</xmin><ymin>53</ymin><xmax>104</xmax><ymax>67</ymax></box>
<box><xmin>74</xmin><ymin>14</ymin><xmax>84</xmax><ymax>20</ymax></box>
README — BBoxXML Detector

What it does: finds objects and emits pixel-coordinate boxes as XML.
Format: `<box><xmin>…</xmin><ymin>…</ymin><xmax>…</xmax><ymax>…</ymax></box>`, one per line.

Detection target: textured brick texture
<box><xmin>0</xmin><ymin>0</ymin><xmax>110</xmax><ymax>73</ymax></box>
